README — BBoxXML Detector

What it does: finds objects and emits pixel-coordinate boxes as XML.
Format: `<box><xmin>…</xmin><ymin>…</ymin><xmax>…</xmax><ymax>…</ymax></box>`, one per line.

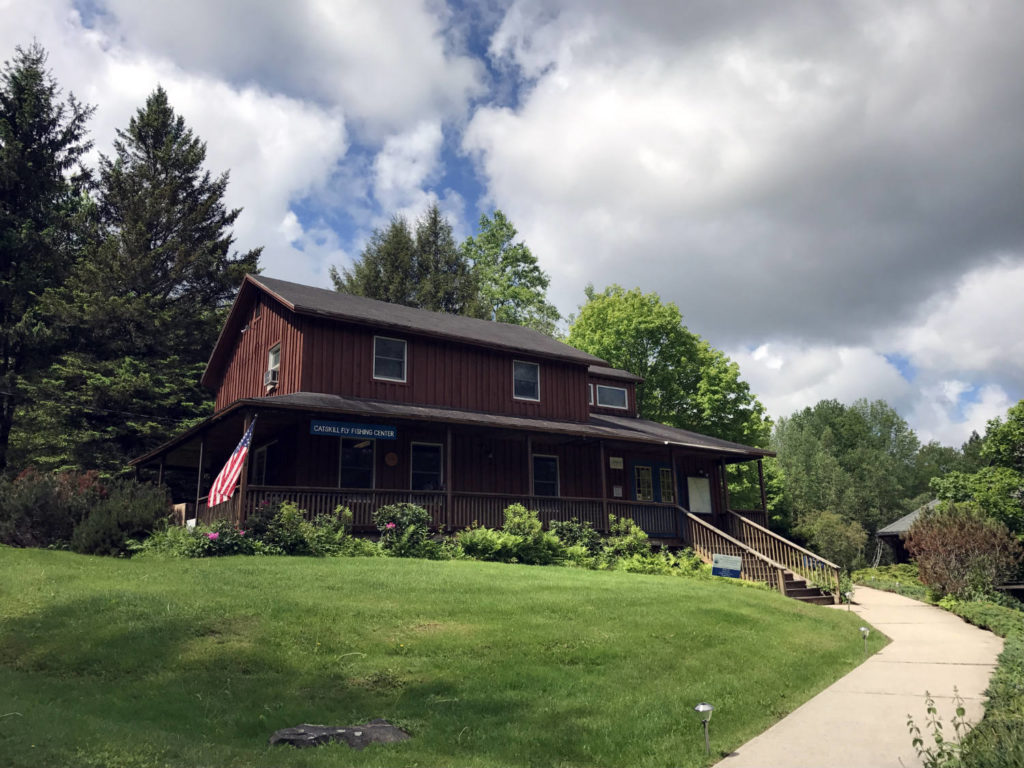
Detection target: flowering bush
<box><xmin>373</xmin><ymin>503</ymin><xmax>433</xmax><ymax>557</ymax></box>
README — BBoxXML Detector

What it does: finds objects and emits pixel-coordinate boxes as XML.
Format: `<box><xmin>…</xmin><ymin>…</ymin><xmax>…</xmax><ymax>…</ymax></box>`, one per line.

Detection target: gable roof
<box><xmin>588</xmin><ymin>365</ymin><xmax>644</xmax><ymax>383</ymax></box>
<box><xmin>203</xmin><ymin>275</ymin><xmax>608</xmax><ymax>389</ymax></box>
<box><xmin>876</xmin><ymin>499</ymin><xmax>940</xmax><ymax>537</ymax></box>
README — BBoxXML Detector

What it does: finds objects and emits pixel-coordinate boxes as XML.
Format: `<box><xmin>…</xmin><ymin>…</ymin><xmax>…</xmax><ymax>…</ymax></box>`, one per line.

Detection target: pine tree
<box><xmin>330</xmin><ymin>215</ymin><xmax>417</xmax><ymax>304</ymax></box>
<box><xmin>12</xmin><ymin>86</ymin><xmax>260</xmax><ymax>473</ymax></box>
<box><xmin>0</xmin><ymin>43</ymin><xmax>93</xmax><ymax>472</ymax></box>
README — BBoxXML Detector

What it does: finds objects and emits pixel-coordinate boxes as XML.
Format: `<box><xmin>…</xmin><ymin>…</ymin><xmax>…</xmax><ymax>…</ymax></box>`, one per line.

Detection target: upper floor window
<box><xmin>596</xmin><ymin>384</ymin><xmax>628</xmax><ymax>409</ymax></box>
<box><xmin>588</xmin><ymin>383</ymin><xmax>594</xmax><ymax>405</ymax></box>
<box><xmin>513</xmin><ymin>360</ymin><xmax>540</xmax><ymax>401</ymax></box>
<box><xmin>374</xmin><ymin>336</ymin><xmax>407</xmax><ymax>382</ymax></box>
<box><xmin>265</xmin><ymin>344</ymin><xmax>280</xmax><ymax>389</ymax></box>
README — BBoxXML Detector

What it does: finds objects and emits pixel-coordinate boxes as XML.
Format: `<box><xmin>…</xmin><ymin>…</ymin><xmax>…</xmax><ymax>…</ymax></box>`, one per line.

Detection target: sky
<box><xmin>5</xmin><ymin>0</ymin><xmax>1023</xmax><ymax>447</ymax></box>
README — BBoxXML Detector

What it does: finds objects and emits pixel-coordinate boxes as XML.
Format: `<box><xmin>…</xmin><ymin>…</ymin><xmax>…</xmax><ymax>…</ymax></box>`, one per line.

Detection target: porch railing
<box><xmin>680</xmin><ymin>509</ymin><xmax>788</xmax><ymax>595</ymax></box>
<box><xmin>726</xmin><ymin>511</ymin><xmax>841</xmax><ymax>602</ymax></box>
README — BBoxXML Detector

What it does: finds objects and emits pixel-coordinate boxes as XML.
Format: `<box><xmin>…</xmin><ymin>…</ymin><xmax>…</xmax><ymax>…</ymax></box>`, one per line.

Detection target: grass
<box><xmin>0</xmin><ymin>547</ymin><xmax>884</xmax><ymax>767</ymax></box>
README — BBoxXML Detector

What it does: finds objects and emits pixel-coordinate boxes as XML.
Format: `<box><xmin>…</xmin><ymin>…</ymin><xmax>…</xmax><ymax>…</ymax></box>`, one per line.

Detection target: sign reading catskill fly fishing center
<box><xmin>310</xmin><ymin>420</ymin><xmax>398</xmax><ymax>439</ymax></box>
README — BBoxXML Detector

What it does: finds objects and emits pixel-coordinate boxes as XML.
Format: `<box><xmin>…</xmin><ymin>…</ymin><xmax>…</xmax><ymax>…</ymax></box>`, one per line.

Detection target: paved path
<box><xmin>715</xmin><ymin>586</ymin><xmax>1003</xmax><ymax>768</ymax></box>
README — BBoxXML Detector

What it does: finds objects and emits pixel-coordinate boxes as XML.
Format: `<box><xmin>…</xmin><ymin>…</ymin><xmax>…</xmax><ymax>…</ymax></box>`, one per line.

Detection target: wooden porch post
<box><xmin>526</xmin><ymin>435</ymin><xmax>534</xmax><ymax>498</ymax></box>
<box><xmin>237</xmin><ymin>412</ymin><xmax>253</xmax><ymax>526</ymax></box>
<box><xmin>445</xmin><ymin>426</ymin><xmax>453</xmax><ymax>532</ymax></box>
<box><xmin>599</xmin><ymin>440</ymin><xmax>608</xmax><ymax>525</ymax></box>
<box><xmin>757</xmin><ymin>458</ymin><xmax>767</xmax><ymax>514</ymax></box>
<box><xmin>720</xmin><ymin>459</ymin><xmax>731</xmax><ymax>512</ymax></box>
<box><xmin>670</xmin><ymin>446</ymin><xmax>681</xmax><ymax>540</ymax></box>
<box><xmin>157</xmin><ymin>459</ymin><xmax>164</xmax><ymax>487</ymax></box>
<box><xmin>194</xmin><ymin>435</ymin><xmax>205</xmax><ymax>519</ymax></box>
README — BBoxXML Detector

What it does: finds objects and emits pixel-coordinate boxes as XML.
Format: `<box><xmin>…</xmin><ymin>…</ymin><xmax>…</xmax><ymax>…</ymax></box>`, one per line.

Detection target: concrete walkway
<box><xmin>715</xmin><ymin>586</ymin><xmax>1003</xmax><ymax>768</ymax></box>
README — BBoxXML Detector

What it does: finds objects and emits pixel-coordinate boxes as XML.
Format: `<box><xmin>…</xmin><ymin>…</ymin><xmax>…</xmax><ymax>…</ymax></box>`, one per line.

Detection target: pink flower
<box><xmin>385</xmin><ymin>522</ymin><xmax>396</xmax><ymax>530</ymax></box>
<box><xmin>207</xmin><ymin>532</ymin><xmax>219</xmax><ymax>540</ymax></box>
<box><xmin>239</xmin><ymin>530</ymin><xmax>246</xmax><ymax>536</ymax></box>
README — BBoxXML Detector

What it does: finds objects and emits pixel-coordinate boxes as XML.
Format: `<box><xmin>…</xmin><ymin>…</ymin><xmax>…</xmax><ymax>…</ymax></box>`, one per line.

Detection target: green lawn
<box><xmin>0</xmin><ymin>548</ymin><xmax>884</xmax><ymax>767</ymax></box>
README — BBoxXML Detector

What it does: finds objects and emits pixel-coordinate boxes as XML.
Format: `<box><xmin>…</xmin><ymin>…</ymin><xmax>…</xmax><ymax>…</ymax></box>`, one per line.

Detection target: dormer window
<box><xmin>513</xmin><ymin>360</ymin><xmax>540</xmax><ymax>401</ymax></box>
<box><xmin>596</xmin><ymin>384</ymin><xmax>627</xmax><ymax>409</ymax></box>
<box><xmin>374</xmin><ymin>336</ymin><xmax>407</xmax><ymax>382</ymax></box>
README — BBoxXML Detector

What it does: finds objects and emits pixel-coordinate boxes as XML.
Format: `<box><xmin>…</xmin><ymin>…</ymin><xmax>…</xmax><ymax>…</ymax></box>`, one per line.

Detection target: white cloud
<box><xmin>373</xmin><ymin>121</ymin><xmax>444</xmax><ymax>212</ymax></box>
<box><xmin>907</xmin><ymin>382</ymin><xmax>1013</xmax><ymax>447</ymax></box>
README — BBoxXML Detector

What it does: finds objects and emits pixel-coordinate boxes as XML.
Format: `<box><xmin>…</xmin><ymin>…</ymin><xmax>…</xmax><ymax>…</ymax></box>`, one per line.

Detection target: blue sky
<box><xmin>6</xmin><ymin>0</ymin><xmax>1024</xmax><ymax>446</ymax></box>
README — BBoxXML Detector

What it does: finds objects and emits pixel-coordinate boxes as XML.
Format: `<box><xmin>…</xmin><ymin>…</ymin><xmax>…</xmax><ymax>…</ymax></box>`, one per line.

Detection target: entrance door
<box><xmin>631</xmin><ymin>462</ymin><xmax>676</xmax><ymax>503</ymax></box>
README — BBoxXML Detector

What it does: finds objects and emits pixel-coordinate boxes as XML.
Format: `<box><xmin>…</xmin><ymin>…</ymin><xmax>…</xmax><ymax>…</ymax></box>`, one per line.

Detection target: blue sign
<box><xmin>310</xmin><ymin>420</ymin><xmax>397</xmax><ymax>440</ymax></box>
<box><xmin>711</xmin><ymin>553</ymin><xmax>742</xmax><ymax>578</ymax></box>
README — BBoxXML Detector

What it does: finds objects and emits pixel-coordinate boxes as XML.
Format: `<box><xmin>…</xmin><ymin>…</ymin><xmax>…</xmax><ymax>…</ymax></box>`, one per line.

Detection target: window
<box><xmin>687</xmin><ymin>476</ymin><xmax>713</xmax><ymax>514</ymax></box>
<box><xmin>588</xmin><ymin>383</ymin><xmax>594</xmax><ymax>405</ymax></box>
<box><xmin>268</xmin><ymin>344</ymin><xmax>280</xmax><ymax>373</ymax></box>
<box><xmin>659</xmin><ymin>468</ymin><xmax>676</xmax><ymax>504</ymax></box>
<box><xmin>513</xmin><ymin>361</ymin><xmax>540</xmax><ymax>401</ymax></box>
<box><xmin>253</xmin><ymin>298</ymin><xmax>261</xmax><ymax>319</ymax></box>
<box><xmin>596</xmin><ymin>384</ymin><xmax>628</xmax><ymax>409</ymax></box>
<box><xmin>411</xmin><ymin>443</ymin><xmax>443</xmax><ymax>491</ymax></box>
<box><xmin>339</xmin><ymin>438</ymin><xmax>374</xmax><ymax>488</ymax></box>
<box><xmin>532</xmin><ymin>455</ymin><xmax>559</xmax><ymax>496</ymax></box>
<box><xmin>374</xmin><ymin>336</ymin><xmax>406</xmax><ymax>382</ymax></box>
<box><xmin>635</xmin><ymin>465</ymin><xmax>654</xmax><ymax>501</ymax></box>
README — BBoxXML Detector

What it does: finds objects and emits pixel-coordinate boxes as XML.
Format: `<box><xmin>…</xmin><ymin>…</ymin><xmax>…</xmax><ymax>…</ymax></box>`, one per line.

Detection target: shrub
<box><xmin>794</xmin><ymin>509</ymin><xmax>867</xmax><ymax>571</ymax></box>
<box><xmin>550</xmin><ymin>518</ymin><xmax>601</xmax><ymax>554</ymax></box>
<box><xmin>263</xmin><ymin>502</ymin><xmax>314</xmax><ymax>555</ymax></box>
<box><xmin>457</xmin><ymin>525</ymin><xmax>522</xmax><ymax>562</ymax></box>
<box><xmin>456</xmin><ymin>505</ymin><xmax>564</xmax><ymax>565</ymax></box>
<box><xmin>906</xmin><ymin>502</ymin><xmax>1023</xmax><ymax>599</ymax></box>
<box><xmin>71</xmin><ymin>480</ymin><xmax>171</xmax><ymax>556</ymax></box>
<box><xmin>373</xmin><ymin>503</ymin><xmax>433</xmax><ymax>557</ymax></box>
<box><xmin>601</xmin><ymin>514</ymin><xmax>651</xmax><ymax>561</ymax></box>
<box><xmin>0</xmin><ymin>469</ymin><xmax>105</xmax><ymax>548</ymax></box>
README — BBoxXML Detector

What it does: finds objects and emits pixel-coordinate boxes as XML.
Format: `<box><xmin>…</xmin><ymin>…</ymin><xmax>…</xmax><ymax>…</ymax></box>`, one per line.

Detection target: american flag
<box><xmin>207</xmin><ymin>418</ymin><xmax>257</xmax><ymax>508</ymax></box>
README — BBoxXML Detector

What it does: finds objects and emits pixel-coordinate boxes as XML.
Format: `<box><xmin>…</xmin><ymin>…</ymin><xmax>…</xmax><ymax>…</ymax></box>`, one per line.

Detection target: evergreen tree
<box><xmin>12</xmin><ymin>86</ymin><xmax>260</xmax><ymax>473</ymax></box>
<box><xmin>0</xmin><ymin>43</ymin><xmax>93</xmax><ymax>472</ymax></box>
<box><xmin>330</xmin><ymin>215</ymin><xmax>417</xmax><ymax>304</ymax></box>
<box><xmin>333</xmin><ymin>203</ymin><xmax>482</xmax><ymax>316</ymax></box>
<box><xmin>462</xmin><ymin>210</ymin><xmax>560</xmax><ymax>335</ymax></box>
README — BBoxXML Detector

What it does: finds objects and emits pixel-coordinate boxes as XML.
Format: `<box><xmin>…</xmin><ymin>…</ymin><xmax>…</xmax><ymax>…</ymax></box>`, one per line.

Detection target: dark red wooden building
<box><xmin>133</xmin><ymin>275</ymin><xmax>840</xmax><ymax>601</ymax></box>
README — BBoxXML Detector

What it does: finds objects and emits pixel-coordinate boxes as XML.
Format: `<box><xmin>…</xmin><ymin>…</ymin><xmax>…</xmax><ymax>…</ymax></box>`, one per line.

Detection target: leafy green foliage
<box><xmin>457</xmin><ymin>504</ymin><xmax>565</xmax><ymax>565</ymax></box>
<box><xmin>462</xmin><ymin>210</ymin><xmax>560</xmax><ymax>335</ymax></box>
<box><xmin>0</xmin><ymin>469</ymin><xmax>104</xmax><ymax>547</ymax></box>
<box><xmin>852</xmin><ymin>563</ymin><xmax>933</xmax><ymax>602</ymax></box>
<box><xmin>373</xmin><ymin>502</ymin><xmax>434</xmax><ymax>557</ymax></box>
<box><xmin>982</xmin><ymin>400</ymin><xmax>1024</xmax><ymax>473</ymax></box>
<box><xmin>906</xmin><ymin>690</ymin><xmax>968</xmax><ymax>768</ymax></box>
<box><xmin>0</xmin><ymin>43</ymin><xmax>93</xmax><ymax>471</ymax></box>
<box><xmin>932</xmin><ymin>466</ymin><xmax>1024</xmax><ymax>534</ymax></box>
<box><xmin>906</xmin><ymin>502</ymin><xmax>1023</xmax><ymax>599</ymax></box>
<box><xmin>70</xmin><ymin>479</ymin><xmax>171</xmax><ymax>556</ymax></box>
<box><xmin>794</xmin><ymin>509</ymin><xmax>868</xmax><ymax>570</ymax></box>
<box><xmin>549</xmin><ymin>517</ymin><xmax>601</xmax><ymax>554</ymax></box>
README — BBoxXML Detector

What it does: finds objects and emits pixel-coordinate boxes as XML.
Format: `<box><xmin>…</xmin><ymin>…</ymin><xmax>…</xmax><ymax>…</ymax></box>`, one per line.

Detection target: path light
<box><xmin>694</xmin><ymin>702</ymin><xmax>714</xmax><ymax>755</ymax></box>
<box><xmin>843</xmin><ymin>591</ymin><xmax>853</xmax><ymax>611</ymax></box>
<box><xmin>860</xmin><ymin>626</ymin><xmax>870</xmax><ymax>656</ymax></box>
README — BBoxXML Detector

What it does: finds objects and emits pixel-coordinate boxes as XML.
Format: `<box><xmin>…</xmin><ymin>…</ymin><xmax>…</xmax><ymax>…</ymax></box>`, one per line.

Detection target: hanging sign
<box><xmin>711</xmin><ymin>553</ymin><xmax>742</xmax><ymax>578</ymax></box>
<box><xmin>310</xmin><ymin>420</ymin><xmax>397</xmax><ymax>440</ymax></box>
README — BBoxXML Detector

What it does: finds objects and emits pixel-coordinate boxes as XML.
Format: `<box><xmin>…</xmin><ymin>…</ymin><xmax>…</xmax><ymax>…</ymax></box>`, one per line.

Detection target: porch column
<box><xmin>599</xmin><ymin>440</ymin><xmax>608</xmax><ymax>524</ymax></box>
<box><xmin>157</xmin><ymin>459</ymin><xmax>164</xmax><ymax>487</ymax></box>
<box><xmin>526</xmin><ymin>435</ymin><xmax>533</xmax><ymax>497</ymax></box>
<box><xmin>720</xmin><ymin>459</ymin><xmax>730</xmax><ymax>513</ymax></box>
<box><xmin>237</xmin><ymin>412</ymin><xmax>253</xmax><ymax>525</ymax></box>
<box><xmin>757</xmin><ymin>458</ymin><xmax>767</xmax><ymax>514</ymax></box>
<box><xmin>670</xmin><ymin>446</ymin><xmax>681</xmax><ymax>539</ymax></box>
<box><xmin>445</xmin><ymin>426</ymin><xmax>453</xmax><ymax>532</ymax></box>
<box><xmin>194</xmin><ymin>435</ymin><xmax>205</xmax><ymax>521</ymax></box>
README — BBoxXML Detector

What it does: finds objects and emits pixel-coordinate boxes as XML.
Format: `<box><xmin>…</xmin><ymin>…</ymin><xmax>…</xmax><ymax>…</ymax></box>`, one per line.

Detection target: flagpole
<box><xmin>236</xmin><ymin>411</ymin><xmax>253</xmax><ymax>526</ymax></box>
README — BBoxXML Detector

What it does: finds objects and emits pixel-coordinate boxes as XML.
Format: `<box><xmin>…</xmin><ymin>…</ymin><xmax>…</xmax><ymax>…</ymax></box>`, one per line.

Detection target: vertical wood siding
<box><xmin>587</xmin><ymin>376</ymin><xmax>638</xmax><ymax>417</ymax></box>
<box><xmin>215</xmin><ymin>295</ymin><xmax>304</xmax><ymax>411</ymax></box>
<box><xmin>299</xmin><ymin>316</ymin><xmax>590</xmax><ymax>421</ymax></box>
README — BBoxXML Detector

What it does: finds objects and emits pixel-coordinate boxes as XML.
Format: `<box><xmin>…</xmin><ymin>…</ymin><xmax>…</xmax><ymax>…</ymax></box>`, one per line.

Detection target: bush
<box><xmin>906</xmin><ymin>502</ymin><xmax>1023</xmax><ymax>599</ymax></box>
<box><xmin>601</xmin><ymin>514</ymin><xmax>651</xmax><ymax>561</ymax></box>
<box><xmin>550</xmin><ymin>518</ymin><xmax>601</xmax><ymax>554</ymax></box>
<box><xmin>0</xmin><ymin>469</ymin><xmax>105</xmax><ymax>548</ymax></box>
<box><xmin>851</xmin><ymin>563</ymin><xmax>932</xmax><ymax>602</ymax></box>
<box><xmin>373</xmin><ymin>503</ymin><xmax>433</xmax><ymax>557</ymax></box>
<box><xmin>794</xmin><ymin>509</ymin><xmax>867</xmax><ymax>571</ymax></box>
<box><xmin>263</xmin><ymin>503</ymin><xmax>314</xmax><ymax>555</ymax></box>
<box><xmin>71</xmin><ymin>480</ymin><xmax>171</xmax><ymax>556</ymax></box>
<box><xmin>456</xmin><ymin>505</ymin><xmax>564</xmax><ymax>565</ymax></box>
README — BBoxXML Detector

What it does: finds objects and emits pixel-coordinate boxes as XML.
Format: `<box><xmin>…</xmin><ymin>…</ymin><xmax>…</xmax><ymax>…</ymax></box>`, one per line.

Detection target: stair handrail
<box><xmin>727</xmin><ymin>510</ymin><xmax>841</xmax><ymax>602</ymax></box>
<box><xmin>680</xmin><ymin>508</ymin><xmax>789</xmax><ymax>596</ymax></box>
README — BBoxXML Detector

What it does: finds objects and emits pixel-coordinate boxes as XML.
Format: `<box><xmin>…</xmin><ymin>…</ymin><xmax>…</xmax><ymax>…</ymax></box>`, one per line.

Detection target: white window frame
<box><xmin>596</xmin><ymin>384</ymin><xmax>628</xmax><ymax>410</ymax></box>
<box><xmin>410</xmin><ymin>442</ymin><xmax>444</xmax><ymax>491</ymax></box>
<box><xmin>513</xmin><ymin>360</ymin><xmax>540</xmax><ymax>402</ymax></box>
<box><xmin>373</xmin><ymin>336</ymin><xmax>407</xmax><ymax>383</ymax></box>
<box><xmin>588</xmin><ymin>383</ymin><xmax>594</xmax><ymax>405</ymax></box>
<box><xmin>268</xmin><ymin>343</ymin><xmax>280</xmax><ymax>373</ymax></box>
<box><xmin>634</xmin><ymin>465</ymin><xmax>654</xmax><ymax>502</ymax></box>
<box><xmin>532</xmin><ymin>454</ymin><xmax>560</xmax><ymax>497</ymax></box>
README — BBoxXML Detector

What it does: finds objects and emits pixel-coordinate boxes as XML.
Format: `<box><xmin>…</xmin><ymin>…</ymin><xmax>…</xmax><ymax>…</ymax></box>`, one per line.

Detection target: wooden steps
<box><xmin>782</xmin><ymin>572</ymin><xmax>834</xmax><ymax>605</ymax></box>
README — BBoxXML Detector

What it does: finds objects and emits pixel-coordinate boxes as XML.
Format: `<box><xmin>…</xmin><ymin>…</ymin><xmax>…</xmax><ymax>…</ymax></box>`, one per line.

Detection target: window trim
<box><xmin>532</xmin><ymin>453</ymin><xmax>560</xmax><ymax>497</ymax></box>
<box><xmin>596</xmin><ymin>384</ymin><xmax>628</xmax><ymax>410</ymax></box>
<box><xmin>513</xmin><ymin>360</ymin><xmax>541</xmax><ymax>402</ymax></box>
<box><xmin>373</xmin><ymin>335</ymin><xmax>407</xmax><ymax>383</ymax></box>
<box><xmin>634</xmin><ymin>464</ymin><xmax>654</xmax><ymax>502</ymax></box>
<box><xmin>410</xmin><ymin>442</ymin><xmax>444</xmax><ymax>491</ymax></box>
<box><xmin>659</xmin><ymin>467</ymin><xmax>676</xmax><ymax>505</ymax></box>
<box><xmin>588</xmin><ymin>383</ymin><xmax>594</xmax><ymax>405</ymax></box>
